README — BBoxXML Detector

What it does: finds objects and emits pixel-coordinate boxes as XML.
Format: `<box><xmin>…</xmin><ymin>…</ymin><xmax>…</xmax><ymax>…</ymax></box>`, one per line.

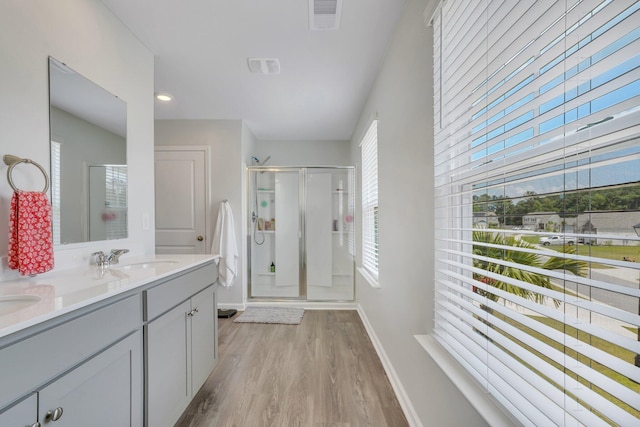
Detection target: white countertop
<box><xmin>0</xmin><ymin>254</ymin><xmax>219</xmax><ymax>340</ymax></box>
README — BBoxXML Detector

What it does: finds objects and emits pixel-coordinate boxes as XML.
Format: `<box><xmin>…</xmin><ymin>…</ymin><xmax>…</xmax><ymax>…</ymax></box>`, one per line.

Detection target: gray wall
<box><xmin>254</xmin><ymin>140</ymin><xmax>351</xmax><ymax>167</ymax></box>
<box><xmin>0</xmin><ymin>0</ymin><xmax>154</xmax><ymax>277</ymax></box>
<box><xmin>350</xmin><ymin>0</ymin><xmax>489</xmax><ymax>425</ymax></box>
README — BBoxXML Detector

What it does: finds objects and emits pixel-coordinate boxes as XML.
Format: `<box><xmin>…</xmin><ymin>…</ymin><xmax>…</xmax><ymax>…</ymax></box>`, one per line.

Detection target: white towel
<box><xmin>211</xmin><ymin>201</ymin><xmax>238</xmax><ymax>287</ymax></box>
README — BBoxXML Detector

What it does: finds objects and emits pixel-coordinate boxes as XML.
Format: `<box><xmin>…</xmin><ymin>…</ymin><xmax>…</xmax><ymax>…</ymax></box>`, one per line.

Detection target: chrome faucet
<box><xmin>91</xmin><ymin>249</ymin><xmax>129</xmax><ymax>268</ymax></box>
<box><xmin>107</xmin><ymin>249</ymin><xmax>129</xmax><ymax>265</ymax></box>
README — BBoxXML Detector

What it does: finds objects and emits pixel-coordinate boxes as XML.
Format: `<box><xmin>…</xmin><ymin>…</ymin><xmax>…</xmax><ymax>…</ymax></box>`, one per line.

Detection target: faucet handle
<box><xmin>91</xmin><ymin>251</ymin><xmax>107</xmax><ymax>266</ymax></box>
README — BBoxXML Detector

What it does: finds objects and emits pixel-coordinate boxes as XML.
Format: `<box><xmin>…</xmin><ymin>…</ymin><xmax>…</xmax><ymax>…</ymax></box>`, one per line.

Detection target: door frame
<box><xmin>154</xmin><ymin>145</ymin><xmax>211</xmax><ymax>254</ymax></box>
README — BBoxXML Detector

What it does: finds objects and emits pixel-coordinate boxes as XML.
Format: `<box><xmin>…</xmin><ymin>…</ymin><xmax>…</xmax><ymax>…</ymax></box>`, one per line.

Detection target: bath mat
<box><xmin>234</xmin><ymin>307</ymin><xmax>304</xmax><ymax>325</ymax></box>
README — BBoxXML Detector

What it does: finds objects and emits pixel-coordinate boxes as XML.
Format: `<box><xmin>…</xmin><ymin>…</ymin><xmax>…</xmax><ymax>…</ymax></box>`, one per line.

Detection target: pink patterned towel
<box><xmin>8</xmin><ymin>191</ymin><xmax>55</xmax><ymax>276</ymax></box>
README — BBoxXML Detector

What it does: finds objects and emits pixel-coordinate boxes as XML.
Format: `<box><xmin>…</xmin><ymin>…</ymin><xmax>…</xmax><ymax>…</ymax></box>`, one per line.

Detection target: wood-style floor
<box><xmin>175</xmin><ymin>309</ymin><xmax>409</xmax><ymax>427</ymax></box>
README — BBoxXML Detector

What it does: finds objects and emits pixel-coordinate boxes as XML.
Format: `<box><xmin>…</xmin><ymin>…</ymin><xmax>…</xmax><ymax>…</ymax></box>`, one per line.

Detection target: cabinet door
<box><xmin>146</xmin><ymin>300</ymin><xmax>191</xmax><ymax>427</ymax></box>
<box><xmin>38</xmin><ymin>331</ymin><xmax>142</xmax><ymax>426</ymax></box>
<box><xmin>0</xmin><ymin>393</ymin><xmax>37</xmax><ymax>426</ymax></box>
<box><xmin>190</xmin><ymin>285</ymin><xmax>217</xmax><ymax>395</ymax></box>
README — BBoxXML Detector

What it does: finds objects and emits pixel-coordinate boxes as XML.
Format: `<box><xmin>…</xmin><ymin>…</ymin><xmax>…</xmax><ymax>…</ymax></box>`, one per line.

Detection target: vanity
<box><xmin>0</xmin><ymin>254</ymin><xmax>218</xmax><ymax>427</ymax></box>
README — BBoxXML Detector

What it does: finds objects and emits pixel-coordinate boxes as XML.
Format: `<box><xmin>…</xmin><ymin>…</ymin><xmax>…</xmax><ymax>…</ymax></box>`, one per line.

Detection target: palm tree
<box><xmin>472</xmin><ymin>230</ymin><xmax>587</xmax><ymax>311</ymax></box>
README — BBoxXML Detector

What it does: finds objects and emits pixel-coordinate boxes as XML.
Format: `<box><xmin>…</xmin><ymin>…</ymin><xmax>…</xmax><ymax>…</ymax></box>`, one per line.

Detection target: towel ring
<box><xmin>4</xmin><ymin>155</ymin><xmax>50</xmax><ymax>193</ymax></box>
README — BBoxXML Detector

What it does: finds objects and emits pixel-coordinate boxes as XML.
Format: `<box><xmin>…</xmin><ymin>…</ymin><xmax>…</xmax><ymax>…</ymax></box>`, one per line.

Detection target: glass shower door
<box><xmin>248</xmin><ymin>167</ymin><xmax>355</xmax><ymax>301</ymax></box>
<box><xmin>249</xmin><ymin>169</ymin><xmax>301</xmax><ymax>298</ymax></box>
<box><xmin>306</xmin><ymin>168</ymin><xmax>355</xmax><ymax>301</ymax></box>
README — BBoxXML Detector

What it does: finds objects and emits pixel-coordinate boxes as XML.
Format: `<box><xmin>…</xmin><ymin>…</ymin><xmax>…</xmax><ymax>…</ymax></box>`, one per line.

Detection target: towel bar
<box><xmin>4</xmin><ymin>154</ymin><xmax>50</xmax><ymax>193</ymax></box>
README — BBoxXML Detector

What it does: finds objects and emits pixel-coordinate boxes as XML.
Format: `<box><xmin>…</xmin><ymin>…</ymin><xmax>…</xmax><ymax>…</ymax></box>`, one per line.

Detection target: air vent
<box><xmin>247</xmin><ymin>58</ymin><xmax>281</xmax><ymax>75</ymax></box>
<box><xmin>309</xmin><ymin>0</ymin><xmax>342</xmax><ymax>30</ymax></box>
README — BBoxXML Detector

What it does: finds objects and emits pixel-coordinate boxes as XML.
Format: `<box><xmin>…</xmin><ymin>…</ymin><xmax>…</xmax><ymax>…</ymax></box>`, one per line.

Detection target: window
<box><xmin>433</xmin><ymin>1</ymin><xmax>640</xmax><ymax>425</ymax></box>
<box><xmin>361</xmin><ymin>119</ymin><xmax>379</xmax><ymax>283</ymax></box>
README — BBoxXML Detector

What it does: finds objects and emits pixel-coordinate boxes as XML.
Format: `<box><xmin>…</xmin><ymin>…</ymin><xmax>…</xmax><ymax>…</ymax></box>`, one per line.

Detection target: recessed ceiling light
<box><xmin>155</xmin><ymin>92</ymin><xmax>173</xmax><ymax>102</ymax></box>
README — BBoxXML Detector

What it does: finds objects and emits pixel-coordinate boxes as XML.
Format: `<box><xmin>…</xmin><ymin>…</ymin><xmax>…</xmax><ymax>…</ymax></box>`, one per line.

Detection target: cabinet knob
<box><xmin>30</xmin><ymin>423</ymin><xmax>41</xmax><ymax>427</ymax></box>
<box><xmin>46</xmin><ymin>407</ymin><xmax>64</xmax><ymax>421</ymax></box>
<box><xmin>197</xmin><ymin>235</ymin><xmax>204</xmax><ymax>241</ymax></box>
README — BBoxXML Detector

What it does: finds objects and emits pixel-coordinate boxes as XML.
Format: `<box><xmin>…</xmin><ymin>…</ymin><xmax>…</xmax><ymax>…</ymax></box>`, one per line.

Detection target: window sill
<box><xmin>414</xmin><ymin>335</ymin><xmax>517</xmax><ymax>427</ymax></box>
<box><xmin>357</xmin><ymin>267</ymin><xmax>380</xmax><ymax>289</ymax></box>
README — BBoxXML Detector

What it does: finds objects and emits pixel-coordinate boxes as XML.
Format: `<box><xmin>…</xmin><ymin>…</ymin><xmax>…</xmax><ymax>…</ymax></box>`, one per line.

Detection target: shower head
<box><xmin>251</xmin><ymin>156</ymin><xmax>271</xmax><ymax>166</ymax></box>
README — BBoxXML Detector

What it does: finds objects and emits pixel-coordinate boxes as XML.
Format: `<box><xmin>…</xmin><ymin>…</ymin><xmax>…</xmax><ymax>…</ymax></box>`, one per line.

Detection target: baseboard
<box><xmin>244</xmin><ymin>301</ymin><xmax>358</xmax><ymax>310</ymax></box>
<box><xmin>356</xmin><ymin>305</ymin><xmax>423</xmax><ymax>427</ymax></box>
<box><xmin>217</xmin><ymin>303</ymin><xmax>245</xmax><ymax>311</ymax></box>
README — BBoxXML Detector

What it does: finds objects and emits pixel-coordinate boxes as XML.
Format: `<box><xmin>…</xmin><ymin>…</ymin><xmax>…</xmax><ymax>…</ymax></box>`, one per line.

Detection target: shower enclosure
<box><xmin>248</xmin><ymin>166</ymin><xmax>355</xmax><ymax>301</ymax></box>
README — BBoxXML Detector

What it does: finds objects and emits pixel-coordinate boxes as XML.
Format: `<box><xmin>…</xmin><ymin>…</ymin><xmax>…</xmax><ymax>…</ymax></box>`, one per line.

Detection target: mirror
<box><xmin>48</xmin><ymin>57</ymin><xmax>127</xmax><ymax>245</ymax></box>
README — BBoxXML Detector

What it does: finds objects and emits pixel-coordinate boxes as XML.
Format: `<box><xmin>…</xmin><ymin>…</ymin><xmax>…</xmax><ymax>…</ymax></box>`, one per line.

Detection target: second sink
<box><xmin>112</xmin><ymin>260</ymin><xmax>180</xmax><ymax>271</ymax></box>
<box><xmin>0</xmin><ymin>295</ymin><xmax>42</xmax><ymax>316</ymax></box>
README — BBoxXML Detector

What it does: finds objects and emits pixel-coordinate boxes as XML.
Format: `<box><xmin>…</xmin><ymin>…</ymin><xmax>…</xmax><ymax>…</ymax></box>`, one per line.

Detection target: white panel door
<box><xmin>306</xmin><ymin>172</ymin><xmax>332</xmax><ymax>287</ymax></box>
<box><xmin>155</xmin><ymin>147</ymin><xmax>208</xmax><ymax>254</ymax></box>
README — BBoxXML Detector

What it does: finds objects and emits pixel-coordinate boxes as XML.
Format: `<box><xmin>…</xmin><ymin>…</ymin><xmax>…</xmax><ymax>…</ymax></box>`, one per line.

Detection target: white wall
<box><xmin>350</xmin><ymin>0</ymin><xmax>488</xmax><ymax>425</ymax></box>
<box><xmin>0</xmin><ymin>0</ymin><xmax>155</xmax><ymax>279</ymax></box>
<box><xmin>254</xmin><ymin>140</ymin><xmax>351</xmax><ymax>167</ymax></box>
<box><xmin>155</xmin><ymin>119</ymin><xmax>246</xmax><ymax>308</ymax></box>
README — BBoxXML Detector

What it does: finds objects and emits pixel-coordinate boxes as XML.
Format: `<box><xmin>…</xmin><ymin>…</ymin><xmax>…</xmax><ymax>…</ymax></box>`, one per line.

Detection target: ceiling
<box><xmin>99</xmin><ymin>0</ymin><xmax>408</xmax><ymax>141</ymax></box>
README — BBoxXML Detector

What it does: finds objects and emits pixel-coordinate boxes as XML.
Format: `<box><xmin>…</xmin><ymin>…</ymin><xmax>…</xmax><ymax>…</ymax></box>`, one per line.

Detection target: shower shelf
<box><xmin>332</xmin><ymin>191</ymin><xmax>349</xmax><ymax>194</ymax></box>
<box><xmin>257</xmin><ymin>190</ymin><xmax>275</xmax><ymax>193</ymax></box>
<box><xmin>257</xmin><ymin>272</ymin><xmax>275</xmax><ymax>276</ymax></box>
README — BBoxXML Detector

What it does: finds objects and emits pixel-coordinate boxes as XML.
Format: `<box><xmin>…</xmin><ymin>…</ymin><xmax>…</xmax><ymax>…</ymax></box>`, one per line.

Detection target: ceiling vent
<box><xmin>247</xmin><ymin>58</ymin><xmax>281</xmax><ymax>75</ymax></box>
<box><xmin>309</xmin><ymin>0</ymin><xmax>342</xmax><ymax>30</ymax></box>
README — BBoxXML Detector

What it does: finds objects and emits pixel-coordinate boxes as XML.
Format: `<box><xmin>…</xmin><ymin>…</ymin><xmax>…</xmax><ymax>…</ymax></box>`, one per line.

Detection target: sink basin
<box><xmin>112</xmin><ymin>260</ymin><xmax>180</xmax><ymax>271</ymax></box>
<box><xmin>0</xmin><ymin>295</ymin><xmax>41</xmax><ymax>316</ymax></box>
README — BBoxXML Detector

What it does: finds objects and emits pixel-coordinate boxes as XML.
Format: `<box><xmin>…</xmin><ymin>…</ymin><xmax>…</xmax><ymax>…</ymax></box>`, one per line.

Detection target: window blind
<box><xmin>361</xmin><ymin>120</ymin><xmax>379</xmax><ymax>279</ymax></box>
<box><xmin>104</xmin><ymin>165</ymin><xmax>127</xmax><ymax>240</ymax></box>
<box><xmin>433</xmin><ymin>1</ymin><xmax>640</xmax><ymax>425</ymax></box>
<box><xmin>50</xmin><ymin>141</ymin><xmax>61</xmax><ymax>245</ymax></box>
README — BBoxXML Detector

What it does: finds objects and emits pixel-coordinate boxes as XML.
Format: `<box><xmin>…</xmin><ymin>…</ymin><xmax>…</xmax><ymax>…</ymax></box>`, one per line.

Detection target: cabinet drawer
<box><xmin>144</xmin><ymin>262</ymin><xmax>216</xmax><ymax>321</ymax></box>
<box><xmin>0</xmin><ymin>294</ymin><xmax>141</xmax><ymax>410</ymax></box>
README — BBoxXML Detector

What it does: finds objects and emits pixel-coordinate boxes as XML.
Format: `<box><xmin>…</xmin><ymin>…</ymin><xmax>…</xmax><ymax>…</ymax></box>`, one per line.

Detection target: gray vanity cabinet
<box><xmin>144</xmin><ymin>263</ymin><xmax>217</xmax><ymax>427</ymax></box>
<box><xmin>0</xmin><ymin>294</ymin><xmax>143</xmax><ymax>427</ymax></box>
<box><xmin>0</xmin><ymin>258</ymin><xmax>217</xmax><ymax>427</ymax></box>
<box><xmin>0</xmin><ymin>394</ymin><xmax>37</xmax><ymax>426</ymax></box>
<box><xmin>146</xmin><ymin>300</ymin><xmax>192</xmax><ymax>427</ymax></box>
<box><xmin>190</xmin><ymin>285</ymin><xmax>217</xmax><ymax>395</ymax></box>
<box><xmin>38</xmin><ymin>331</ymin><xmax>141</xmax><ymax>426</ymax></box>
